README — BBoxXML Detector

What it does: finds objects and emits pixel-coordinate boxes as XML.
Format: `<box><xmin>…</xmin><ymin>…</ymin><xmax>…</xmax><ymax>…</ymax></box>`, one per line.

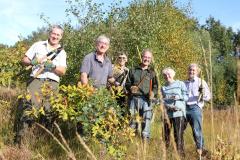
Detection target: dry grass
<box><xmin>0</xmin><ymin>146</ymin><xmax>32</xmax><ymax>160</ymax></box>
<box><xmin>0</xmin><ymin>87</ymin><xmax>18</xmax><ymax>101</ymax></box>
<box><xmin>1</xmin><ymin>87</ymin><xmax>240</xmax><ymax>159</ymax></box>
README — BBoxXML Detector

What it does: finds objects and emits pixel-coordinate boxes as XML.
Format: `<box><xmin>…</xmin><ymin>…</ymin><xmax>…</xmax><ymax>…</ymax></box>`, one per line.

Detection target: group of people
<box><xmin>15</xmin><ymin>25</ymin><xmax>211</xmax><ymax>158</ymax></box>
<box><xmin>161</xmin><ymin>64</ymin><xmax>211</xmax><ymax>157</ymax></box>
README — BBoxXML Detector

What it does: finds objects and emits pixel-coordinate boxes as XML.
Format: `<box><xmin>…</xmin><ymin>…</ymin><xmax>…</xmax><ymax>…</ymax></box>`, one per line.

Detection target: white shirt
<box><xmin>25</xmin><ymin>40</ymin><xmax>67</xmax><ymax>82</ymax></box>
<box><xmin>184</xmin><ymin>76</ymin><xmax>211</xmax><ymax>108</ymax></box>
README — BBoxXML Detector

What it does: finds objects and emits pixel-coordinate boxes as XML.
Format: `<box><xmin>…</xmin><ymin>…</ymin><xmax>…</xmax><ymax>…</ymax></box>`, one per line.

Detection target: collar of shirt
<box><xmin>135</xmin><ymin>65</ymin><xmax>151</xmax><ymax>72</ymax></box>
<box><xmin>187</xmin><ymin>76</ymin><xmax>199</xmax><ymax>82</ymax></box>
<box><xmin>94</xmin><ymin>52</ymin><xmax>110</xmax><ymax>64</ymax></box>
<box><xmin>44</xmin><ymin>40</ymin><xmax>61</xmax><ymax>52</ymax></box>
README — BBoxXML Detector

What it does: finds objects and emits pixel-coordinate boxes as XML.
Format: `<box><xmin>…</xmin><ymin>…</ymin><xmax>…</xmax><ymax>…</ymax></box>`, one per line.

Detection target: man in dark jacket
<box><xmin>126</xmin><ymin>49</ymin><xmax>158</xmax><ymax>140</ymax></box>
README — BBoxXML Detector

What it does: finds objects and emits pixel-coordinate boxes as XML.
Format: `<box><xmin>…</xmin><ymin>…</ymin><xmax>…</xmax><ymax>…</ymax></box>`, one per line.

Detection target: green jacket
<box><xmin>126</xmin><ymin>66</ymin><xmax>158</xmax><ymax>99</ymax></box>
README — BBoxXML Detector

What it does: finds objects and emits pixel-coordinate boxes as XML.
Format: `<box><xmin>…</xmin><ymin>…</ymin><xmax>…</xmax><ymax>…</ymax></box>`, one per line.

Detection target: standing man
<box><xmin>15</xmin><ymin>25</ymin><xmax>67</xmax><ymax>145</ymax></box>
<box><xmin>184</xmin><ymin>63</ymin><xmax>211</xmax><ymax>156</ymax></box>
<box><xmin>126</xmin><ymin>49</ymin><xmax>158</xmax><ymax>141</ymax></box>
<box><xmin>79</xmin><ymin>35</ymin><xmax>113</xmax><ymax>88</ymax></box>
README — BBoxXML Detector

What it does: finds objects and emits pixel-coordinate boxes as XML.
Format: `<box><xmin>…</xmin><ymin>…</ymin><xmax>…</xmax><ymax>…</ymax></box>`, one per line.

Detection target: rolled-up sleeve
<box><xmin>25</xmin><ymin>43</ymin><xmax>37</xmax><ymax>60</ymax></box>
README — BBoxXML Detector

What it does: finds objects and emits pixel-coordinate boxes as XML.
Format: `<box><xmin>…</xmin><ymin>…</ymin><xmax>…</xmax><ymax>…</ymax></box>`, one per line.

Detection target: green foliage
<box><xmin>203</xmin><ymin>16</ymin><xmax>234</xmax><ymax>56</ymax></box>
<box><xmin>201</xmin><ymin>17</ymin><xmax>237</xmax><ymax>106</ymax></box>
<box><xmin>212</xmin><ymin>55</ymin><xmax>237</xmax><ymax>106</ymax></box>
<box><xmin>0</xmin><ymin>42</ymin><xmax>28</xmax><ymax>87</ymax></box>
<box><xmin>25</xmin><ymin>83</ymin><xmax>134</xmax><ymax>159</ymax></box>
<box><xmin>106</xmin><ymin>0</ymin><xmax>200</xmax><ymax>82</ymax></box>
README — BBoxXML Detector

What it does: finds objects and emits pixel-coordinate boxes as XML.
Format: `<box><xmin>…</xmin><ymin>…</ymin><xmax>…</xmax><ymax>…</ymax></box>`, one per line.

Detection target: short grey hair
<box><xmin>162</xmin><ymin>67</ymin><xmax>176</xmax><ymax>78</ymax></box>
<box><xmin>141</xmin><ymin>48</ymin><xmax>153</xmax><ymax>57</ymax></box>
<box><xmin>96</xmin><ymin>34</ymin><xmax>110</xmax><ymax>45</ymax></box>
<box><xmin>188</xmin><ymin>63</ymin><xmax>200</xmax><ymax>73</ymax></box>
<box><xmin>49</xmin><ymin>25</ymin><xmax>64</xmax><ymax>35</ymax></box>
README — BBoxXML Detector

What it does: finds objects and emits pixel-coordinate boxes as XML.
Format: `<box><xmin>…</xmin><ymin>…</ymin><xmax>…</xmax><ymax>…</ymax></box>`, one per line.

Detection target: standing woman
<box><xmin>161</xmin><ymin>67</ymin><xmax>188</xmax><ymax>157</ymax></box>
<box><xmin>112</xmin><ymin>52</ymin><xmax>129</xmax><ymax>108</ymax></box>
<box><xmin>112</xmin><ymin>52</ymin><xmax>129</xmax><ymax>87</ymax></box>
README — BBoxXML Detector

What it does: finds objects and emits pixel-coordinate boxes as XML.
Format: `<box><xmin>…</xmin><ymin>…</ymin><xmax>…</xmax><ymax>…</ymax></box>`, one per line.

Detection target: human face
<box><xmin>117</xmin><ymin>55</ymin><xmax>127</xmax><ymax>67</ymax></box>
<box><xmin>188</xmin><ymin>65</ymin><xmax>198</xmax><ymax>79</ymax></box>
<box><xmin>141</xmin><ymin>51</ymin><xmax>152</xmax><ymax>67</ymax></box>
<box><xmin>49</xmin><ymin>28</ymin><xmax>63</xmax><ymax>46</ymax></box>
<box><xmin>96</xmin><ymin>38</ymin><xmax>110</xmax><ymax>54</ymax></box>
<box><xmin>163</xmin><ymin>72</ymin><xmax>174</xmax><ymax>83</ymax></box>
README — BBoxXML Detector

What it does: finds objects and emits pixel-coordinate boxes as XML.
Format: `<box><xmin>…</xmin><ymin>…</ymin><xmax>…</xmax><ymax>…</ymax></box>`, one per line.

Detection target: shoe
<box><xmin>197</xmin><ymin>149</ymin><xmax>202</xmax><ymax>155</ymax></box>
<box><xmin>197</xmin><ymin>149</ymin><xmax>210</xmax><ymax>157</ymax></box>
<box><xmin>142</xmin><ymin>137</ymin><xmax>150</xmax><ymax>143</ymax></box>
<box><xmin>202</xmin><ymin>149</ymin><xmax>210</xmax><ymax>157</ymax></box>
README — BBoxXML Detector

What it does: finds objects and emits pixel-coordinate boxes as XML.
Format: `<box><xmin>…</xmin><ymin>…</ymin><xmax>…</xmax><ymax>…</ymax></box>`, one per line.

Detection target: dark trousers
<box><xmin>164</xmin><ymin>116</ymin><xmax>185</xmax><ymax>156</ymax></box>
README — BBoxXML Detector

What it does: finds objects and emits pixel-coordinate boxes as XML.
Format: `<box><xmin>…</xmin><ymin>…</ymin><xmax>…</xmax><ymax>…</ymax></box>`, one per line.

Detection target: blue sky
<box><xmin>0</xmin><ymin>0</ymin><xmax>239</xmax><ymax>46</ymax></box>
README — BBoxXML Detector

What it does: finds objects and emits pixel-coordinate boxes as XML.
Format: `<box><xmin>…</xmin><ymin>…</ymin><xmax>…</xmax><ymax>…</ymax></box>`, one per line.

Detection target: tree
<box><xmin>203</xmin><ymin>16</ymin><xmax>234</xmax><ymax>56</ymax></box>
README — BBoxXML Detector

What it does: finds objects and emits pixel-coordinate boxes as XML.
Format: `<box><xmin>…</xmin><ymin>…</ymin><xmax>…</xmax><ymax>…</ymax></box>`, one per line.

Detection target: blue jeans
<box><xmin>129</xmin><ymin>96</ymin><xmax>152</xmax><ymax>138</ymax></box>
<box><xmin>186</xmin><ymin>104</ymin><xmax>204</xmax><ymax>149</ymax></box>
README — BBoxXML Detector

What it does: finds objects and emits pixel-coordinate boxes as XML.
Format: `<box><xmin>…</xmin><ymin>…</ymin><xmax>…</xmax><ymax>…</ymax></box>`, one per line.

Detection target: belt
<box><xmin>37</xmin><ymin>78</ymin><xmax>58</xmax><ymax>83</ymax></box>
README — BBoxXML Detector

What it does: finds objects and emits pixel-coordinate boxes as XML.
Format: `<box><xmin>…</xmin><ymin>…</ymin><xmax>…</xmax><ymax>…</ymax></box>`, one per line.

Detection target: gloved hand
<box><xmin>31</xmin><ymin>58</ymin><xmax>40</xmax><ymax>66</ymax></box>
<box><xmin>130</xmin><ymin>85</ymin><xmax>139</xmax><ymax>94</ymax></box>
<box><xmin>149</xmin><ymin>91</ymin><xmax>154</xmax><ymax>100</ymax></box>
<box><xmin>44</xmin><ymin>60</ymin><xmax>56</xmax><ymax>71</ymax></box>
<box><xmin>171</xmin><ymin>95</ymin><xmax>180</xmax><ymax>100</ymax></box>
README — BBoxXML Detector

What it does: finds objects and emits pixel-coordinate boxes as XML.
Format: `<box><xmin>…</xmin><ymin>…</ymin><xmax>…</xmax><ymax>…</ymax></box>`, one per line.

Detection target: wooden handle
<box><xmin>33</xmin><ymin>66</ymin><xmax>45</xmax><ymax>78</ymax></box>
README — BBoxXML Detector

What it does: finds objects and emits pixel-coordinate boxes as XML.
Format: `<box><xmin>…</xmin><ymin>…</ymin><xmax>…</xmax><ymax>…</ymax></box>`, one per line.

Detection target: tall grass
<box><xmin>1</xmin><ymin>87</ymin><xmax>240</xmax><ymax>160</ymax></box>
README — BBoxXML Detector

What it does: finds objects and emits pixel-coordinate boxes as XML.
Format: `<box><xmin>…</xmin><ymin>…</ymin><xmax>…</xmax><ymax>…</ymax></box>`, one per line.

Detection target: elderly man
<box><xmin>15</xmin><ymin>25</ymin><xmax>67</xmax><ymax>145</ymax></box>
<box><xmin>126</xmin><ymin>49</ymin><xmax>158</xmax><ymax>141</ymax></box>
<box><xmin>22</xmin><ymin>25</ymin><xmax>66</xmax><ymax>106</ymax></box>
<box><xmin>79</xmin><ymin>35</ymin><xmax>113</xmax><ymax>88</ymax></box>
<box><xmin>184</xmin><ymin>63</ymin><xmax>211</xmax><ymax>156</ymax></box>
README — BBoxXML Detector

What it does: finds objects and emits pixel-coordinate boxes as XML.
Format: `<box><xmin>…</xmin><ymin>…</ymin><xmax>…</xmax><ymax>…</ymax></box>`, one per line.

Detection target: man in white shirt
<box><xmin>15</xmin><ymin>25</ymin><xmax>67</xmax><ymax>145</ymax></box>
<box><xmin>184</xmin><ymin>63</ymin><xmax>211</xmax><ymax>156</ymax></box>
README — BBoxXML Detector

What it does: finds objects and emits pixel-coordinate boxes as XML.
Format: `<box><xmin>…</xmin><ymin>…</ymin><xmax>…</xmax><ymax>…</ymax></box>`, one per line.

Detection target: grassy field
<box><xmin>0</xmin><ymin>87</ymin><xmax>240</xmax><ymax>160</ymax></box>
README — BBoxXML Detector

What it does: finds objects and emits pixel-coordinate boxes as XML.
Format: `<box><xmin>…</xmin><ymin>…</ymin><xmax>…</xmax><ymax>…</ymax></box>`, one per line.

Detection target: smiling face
<box><xmin>141</xmin><ymin>51</ymin><xmax>152</xmax><ymax>68</ymax></box>
<box><xmin>188</xmin><ymin>64</ymin><xmax>199</xmax><ymax>79</ymax></box>
<box><xmin>48</xmin><ymin>27</ymin><xmax>63</xmax><ymax>47</ymax></box>
<box><xmin>96</xmin><ymin>37</ymin><xmax>110</xmax><ymax>55</ymax></box>
<box><xmin>162</xmin><ymin>68</ymin><xmax>175</xmax><ymax>83</ymax></box>
<box><xmin>117</xmin><ymin>54</ymin><xmax>127</xmax><ymax>67</ymax></box>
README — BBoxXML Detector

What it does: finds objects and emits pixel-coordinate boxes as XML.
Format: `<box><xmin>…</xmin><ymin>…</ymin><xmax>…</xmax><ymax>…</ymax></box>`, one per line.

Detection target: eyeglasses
<box><xmin>118</xmin><ymin>56</ymin><xmax>126</xmax><ymax>60</ymax></box>
<box><xmin>98</xmin><ymin>41</ymin><xmax>109</xmax><ymax>45</ymax></box>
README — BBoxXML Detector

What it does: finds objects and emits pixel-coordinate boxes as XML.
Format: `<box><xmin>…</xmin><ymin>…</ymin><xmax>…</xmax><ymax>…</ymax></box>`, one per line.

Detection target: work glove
<box><xmin>149</xmin><ymin>91</ymin><xmax>155</xmax><ymax>100</ymax></box>
<box><xmin>171</xmin><ymin>95</ymin><xmax>180</xmax><ymax>100</ymax></box>
<box><xmin>44</xmin><ymin>60</ymin><xmax>56</xmax><ymax>71</ymax></box>
<box><xmin>130</xmin><ymin>85</ymin><xmax>139</xmax><ymax>94</ymax></box>
<box><xmin>164</xmin><ymin>95</ymin><xmax>180</xmax><ymax>100</ymax></box>
<box><xmin>31</xmin><ymin>58</ymin><xmax>40</xmax><ymax>66</ymax></box>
